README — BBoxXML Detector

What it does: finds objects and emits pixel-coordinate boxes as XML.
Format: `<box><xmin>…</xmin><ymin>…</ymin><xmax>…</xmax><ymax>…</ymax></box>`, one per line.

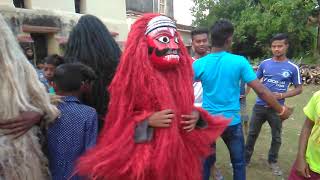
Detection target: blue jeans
<box><xmin>203</xmin><ymin>123</ymin><xmax>246</xmax><ymax>180</ymax></box>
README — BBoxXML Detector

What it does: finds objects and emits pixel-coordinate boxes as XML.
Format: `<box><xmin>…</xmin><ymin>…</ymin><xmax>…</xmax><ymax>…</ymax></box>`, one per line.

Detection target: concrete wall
<box><xmin>0</xmin><ymin>0</ymin><xmax>14</xmax><ymax>7</ymax></box>
<box><xmin>30</xmin><ymin>0</ymin><xmax>74</xmax><ymax>12</ymax></box>
<box><xmin>0</xmin><ymin>0</ymin><xmax>128</xmax><ymax>61</ymax></box>
<box><xmin>0</xmin><ymin>0</ymin><xmax>74</xmax><ymax>11</ymax></box>
<box><xmin>86</xmin><ymin>0</ymin><xmax>128</xmax><ymax>41</ymax></box>
<box><xmin>0</xmin><ymin>6</ymin><xmax>78</xmax><ymax>57</ymax></box>
<box><xmin>126</xmin><ymin>15</ymin><xmax>138</xmax><ymax>29</ymax></box>
<box><xmin>0</xmin><ymin>0</ymin><xmax>128</xmax><ymax>42</ymax></box>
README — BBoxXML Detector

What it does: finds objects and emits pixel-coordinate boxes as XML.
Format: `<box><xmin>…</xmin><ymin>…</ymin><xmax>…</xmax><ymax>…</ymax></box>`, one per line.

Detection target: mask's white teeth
<box><xmin>164</xmin><ymin>54</ymin><xmax>180</xmax><ymax>61</ymax></box>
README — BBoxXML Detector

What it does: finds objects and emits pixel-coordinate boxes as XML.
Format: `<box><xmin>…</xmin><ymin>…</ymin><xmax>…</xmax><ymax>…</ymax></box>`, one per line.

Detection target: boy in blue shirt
<box><xmin>245</xmin><ymin>33</ymin><xmax>302</xmax><ymax>176</ymax></box>
<box><xmin>47</xmin><ymin>63</ymin><xmax>98</xmax><ymax>180</ymax></box>
<box><xmin>193</xmin><ymin>20</ymin><xmax>293</xmax><ymax>180</ymax></box>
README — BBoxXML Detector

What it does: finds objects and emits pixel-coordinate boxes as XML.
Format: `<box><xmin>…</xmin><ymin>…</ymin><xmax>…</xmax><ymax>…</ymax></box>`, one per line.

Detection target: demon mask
<box><xmin>146</xmin><ymin>16</ymin><xmax>180</xmax><ymax>69</ymax></box>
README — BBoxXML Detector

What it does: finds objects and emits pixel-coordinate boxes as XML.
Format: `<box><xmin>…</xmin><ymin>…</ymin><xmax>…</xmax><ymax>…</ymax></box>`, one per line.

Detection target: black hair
<box><xmin>210</xmin><ymin>19</ymin><xmax>234</xmax><ymax>47</ymax></box>
<box><xmin>24</xmin><ymin>47</ymin><xmax>32</xmax><ymax>51</ymax></box>
<box><xmin>36</xmin><ymin>60</ymin><xmax>44</xmax><ymax>65</ymax></box>
<box><xmin>44</xmin><ymin>54</ymin><xmax>64</xmax><ymax>67</ymax></box>
<box><xmin>191</xmin><ymin>28</ymin><xmax>209</xmax><ymax>40</ymax></box>
<box><xmin>64</xmin><ymin>14</ymin><xmax>121</xmax><ymax>116</ymax></box>
<box><xmin>270</xmin><ymin>33</ymin><xmax>289</xmax><ymax>44</ymax></box>
<box><xmin>53</xmin><ymin>63</ymin><xmax>96</xmax><ymax>92</ymax></box>
<box><xmin>24</xmin><ymin>47</ymin><xmax>34</xmax><ymax>60</ymax></box>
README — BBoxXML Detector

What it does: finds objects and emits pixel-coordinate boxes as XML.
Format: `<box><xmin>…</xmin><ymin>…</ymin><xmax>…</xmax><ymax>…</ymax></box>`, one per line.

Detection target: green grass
<box><xmin>214</xmin><ymin>85</ymin><xmax>319</xmax><ymax>180</ymax></box>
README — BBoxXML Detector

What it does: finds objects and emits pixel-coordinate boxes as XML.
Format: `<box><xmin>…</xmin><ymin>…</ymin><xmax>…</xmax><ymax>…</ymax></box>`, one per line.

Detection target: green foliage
<box><xmin>192</xmin><ymin>0</ymin><xmax>319</xmax><ymax>62</ymax></box>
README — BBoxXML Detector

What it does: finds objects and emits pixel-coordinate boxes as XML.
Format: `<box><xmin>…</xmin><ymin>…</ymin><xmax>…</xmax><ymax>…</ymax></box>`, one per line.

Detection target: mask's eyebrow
<box><xmin>149</xmin><ymin>27</ymin><xmax>176</xmax><ymax>37</ymax></box>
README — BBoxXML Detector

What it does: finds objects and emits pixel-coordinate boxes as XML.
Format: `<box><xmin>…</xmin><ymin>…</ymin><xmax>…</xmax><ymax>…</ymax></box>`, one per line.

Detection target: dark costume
<box><xmin>64</xmin><ymin>14</ymin><xmax>121</xmax><ymax>122</ymax></box>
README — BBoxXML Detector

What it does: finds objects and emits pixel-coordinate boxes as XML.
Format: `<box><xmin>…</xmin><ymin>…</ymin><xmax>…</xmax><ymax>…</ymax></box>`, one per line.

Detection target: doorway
<box><xmin>30</xmin><ymin>33</ymin><xmax>48</xmax><ymax>65</ymax></box>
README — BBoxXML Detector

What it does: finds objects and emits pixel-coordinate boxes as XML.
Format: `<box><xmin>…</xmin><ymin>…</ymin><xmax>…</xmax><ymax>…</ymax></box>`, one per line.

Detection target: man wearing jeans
<box><xmin>245</xmin><ymin>33</ymin><xmax>302</xmax><ymax>176</ymax></box>
<box><xmin>193</xmin><ymin>20</ymin><xmax>293</xmax><ymax>180</ymax></box>
<box><xmin>191</xmin><ymin>28</ymin><xmax>224</xmax><ymax>180</ymax></box>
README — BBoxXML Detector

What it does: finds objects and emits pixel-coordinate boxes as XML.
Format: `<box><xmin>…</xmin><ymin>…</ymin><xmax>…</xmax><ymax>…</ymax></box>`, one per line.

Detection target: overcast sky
<box><xmin>174</xmin><ymin>0</ymin><xmax>194</xmax><ymax>26</ymax></box>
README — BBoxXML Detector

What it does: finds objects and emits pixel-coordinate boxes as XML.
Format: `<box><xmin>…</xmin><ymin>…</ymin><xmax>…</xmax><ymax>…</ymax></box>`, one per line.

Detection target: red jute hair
<box><xmin>76</xmin><ymin>13</ymin><xmax>230</xmax><ymax>180</ymax></box>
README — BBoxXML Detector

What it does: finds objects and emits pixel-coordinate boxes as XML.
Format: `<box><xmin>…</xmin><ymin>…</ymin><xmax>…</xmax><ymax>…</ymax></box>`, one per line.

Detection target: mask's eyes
<box><xmin>157</xmin><ymin>36</ymin><xmax>170</xmax><ymax>44</ymax></box>
<box><xmin>174</xmin><ymin>37</ymin><xmax>179</xmax><ymax>44</ymax></box>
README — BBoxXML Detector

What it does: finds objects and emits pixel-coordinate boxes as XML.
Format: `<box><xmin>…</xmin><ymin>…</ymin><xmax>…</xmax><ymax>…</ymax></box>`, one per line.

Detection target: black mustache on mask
<box><xmin>148</xmin><ymin>47</ymin><xmax>180</xmax><ymax>57</ymax></box>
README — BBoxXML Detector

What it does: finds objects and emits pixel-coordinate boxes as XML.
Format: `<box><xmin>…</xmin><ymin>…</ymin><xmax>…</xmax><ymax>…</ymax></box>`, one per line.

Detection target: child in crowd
<box><xmin>36</xmin><ymin>61</ymin><xmax>45</xmax><ymax>70</ymax></box>
<box><xmin>47</xmin><ymin>63</ymin><xmax>98</xmax><ymax>180</ymax></box>
<box><xmin>289</xmin><ymin>90</ymin><xmax>320</xmax><ymax>180</ymax></box>
<box><xmin>24</xmin><ymin>47</ymin><xmax>34</xmax><ymax>63</ymax></box>
<box><xmin>43</xmin><ymin>54</ymin><xmax>64</xmax><ymax>93</ymax></box>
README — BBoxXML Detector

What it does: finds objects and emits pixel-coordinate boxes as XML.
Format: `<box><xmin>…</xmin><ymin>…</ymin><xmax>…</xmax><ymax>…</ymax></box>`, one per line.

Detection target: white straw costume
<box><xmin>0</xmin><ymin>14</ymin><xmax>59</xmax><ymax>179</ymax></box>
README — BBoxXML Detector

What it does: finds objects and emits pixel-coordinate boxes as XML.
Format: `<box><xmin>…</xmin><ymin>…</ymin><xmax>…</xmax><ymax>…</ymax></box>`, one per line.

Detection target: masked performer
<box><xmin>64</xmin><ymin>15</ymin><xmax>121</xmax><ymax>124</ymax></box>
<box><xmin>76</xmin><ymin>14</ymin><xmax>229</xmax><ymax>180</ymax></box>
<box><xmin>0</xmin><ymin>14</ymin><xmax>59</xmax><ymax>179</ymax></box>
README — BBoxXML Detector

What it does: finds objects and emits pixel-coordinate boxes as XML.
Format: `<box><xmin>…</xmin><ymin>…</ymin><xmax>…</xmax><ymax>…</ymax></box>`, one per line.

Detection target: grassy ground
<box><xmin>213</xmin><ymin>85</ymin><xmax>319</xmax><ymax>180</ymax></box>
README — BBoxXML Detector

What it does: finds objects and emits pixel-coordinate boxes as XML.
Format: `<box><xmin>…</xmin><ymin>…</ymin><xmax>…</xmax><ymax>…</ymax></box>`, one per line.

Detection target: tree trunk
<box><xmin>318</xmin><ymin>12</ymin><xmax>320</xmax><ymax>52</ymax></box>
<box><xmin>317</xmin><ymin>1</ymin><xmax>320</xmax><ymax>52</ymax></box>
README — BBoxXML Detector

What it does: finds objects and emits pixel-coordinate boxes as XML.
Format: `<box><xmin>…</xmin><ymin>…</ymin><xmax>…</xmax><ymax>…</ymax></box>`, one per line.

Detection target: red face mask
<box><xmin>146</xmin><ymin>27</ymin><xmax>180</xmax><ymax>69</ymax></box>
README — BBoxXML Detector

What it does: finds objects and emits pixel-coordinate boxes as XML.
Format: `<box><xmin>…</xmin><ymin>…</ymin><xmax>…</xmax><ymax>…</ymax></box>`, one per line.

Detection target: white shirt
<box><xmin>192</xmin><ymin>57</ymin><xmax>203</xmax><ymax>107</ymax></box>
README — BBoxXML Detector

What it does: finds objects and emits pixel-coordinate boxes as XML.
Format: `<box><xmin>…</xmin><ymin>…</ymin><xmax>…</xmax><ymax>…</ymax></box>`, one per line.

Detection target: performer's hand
<box><xmin>148</xmin><ymin>109</ymin><xmax>174</xmax><ymax>128</ymax></box>
<box><xmin>295</xmin><ymin>157</ymin><xmax>311</xmax><ymax>178</ymax></box>
<box><xmin>279</xmin><ymin>106</ymin><xmax>293</xmax><ymax>121</ymax></box>
<box><xmin>0</xmin><ymin>111</ymin><xmax>42</xmax><ymax>138</ymax></box>
<box><xmin>181</xmin><ymin>110</ymin><xmax>200</xmax><ymax>132</ymax></box>
<box><xmin>273</xmin><ymin>92</ymin><xmax>283</xmax><ymax>100</ymax></box>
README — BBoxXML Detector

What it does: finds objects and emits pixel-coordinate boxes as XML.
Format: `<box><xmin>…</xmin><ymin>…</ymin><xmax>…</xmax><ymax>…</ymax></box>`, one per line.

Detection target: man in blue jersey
<box><xmin>193</xmin><ymin>20</ymin><xmax>293</xmax><ymax>180</ymax></box>
<box><xmin>245</xmin><ymin>33</ymin><xmax>302</xmax><ymax>176</ymax></box>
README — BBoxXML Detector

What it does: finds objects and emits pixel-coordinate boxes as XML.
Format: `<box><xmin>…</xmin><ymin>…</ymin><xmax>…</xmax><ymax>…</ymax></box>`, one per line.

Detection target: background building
<box><xmin>0</xmin><ymin>0</ymin><xmax>128</xmax><ymax>64</ymax></box>
<box><xmin>126</xmin><ymin>0</ymin><xmax>192</xmax><ymax>48</ymax></box>
<box><xmin>0</xmin><ymin>0</ymin><xmax>193</xmax><ymax>65</ymax></box>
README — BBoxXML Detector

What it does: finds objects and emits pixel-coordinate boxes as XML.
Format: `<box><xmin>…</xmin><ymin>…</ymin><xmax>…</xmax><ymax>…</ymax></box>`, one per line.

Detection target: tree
<box><xmin>192</xmin><ymin>0</ymin><xmax>318</xmax><ymax>62</ymax></box>
<box><xmin>310</xmin><ymin>0</ymin><xmax>320</xmax><ymax>52</ymax></box>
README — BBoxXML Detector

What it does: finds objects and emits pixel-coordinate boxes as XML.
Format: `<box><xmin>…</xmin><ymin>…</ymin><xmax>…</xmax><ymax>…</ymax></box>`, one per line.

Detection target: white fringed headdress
<box><xmin>145</xmin><ymin>15</ymin><xmax>176</xmax><ymax>35</ymax></box>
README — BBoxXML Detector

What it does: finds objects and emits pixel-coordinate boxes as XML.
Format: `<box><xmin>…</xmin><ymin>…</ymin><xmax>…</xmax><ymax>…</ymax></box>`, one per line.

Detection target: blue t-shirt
<box><xmin>256</xmin><ymin>58</ymin><xmax>301</xmax><ymax>106</ymax></box>
<box><xmin>193</xmin><ymin>51</ymin><xmax>257</xmax><ymax>126</ymax></box>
